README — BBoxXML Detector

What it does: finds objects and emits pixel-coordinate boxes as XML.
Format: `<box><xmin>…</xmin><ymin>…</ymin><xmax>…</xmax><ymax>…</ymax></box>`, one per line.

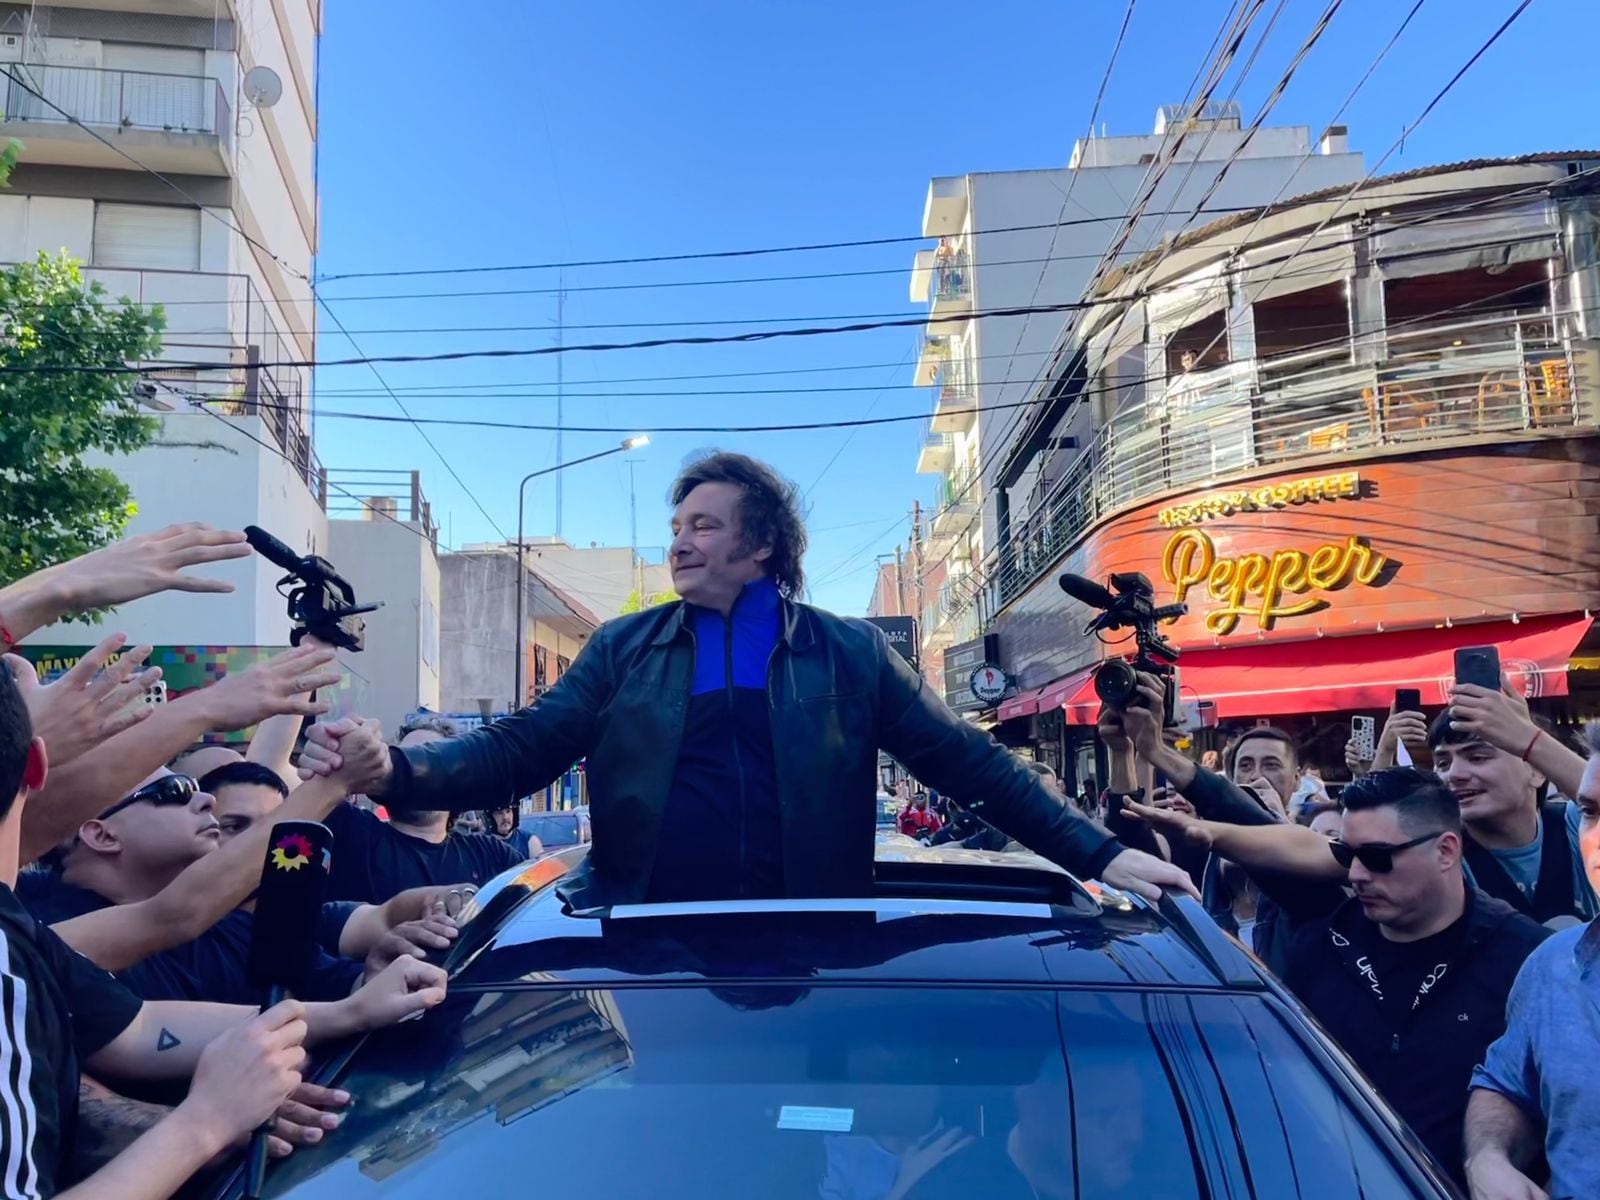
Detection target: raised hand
<box><xmin>195</xmin><ymin>644</ymin><xmax>340</xmax><ymax>732</ymax></box>
<box><xmin>56</xmin><ymin>523</ymin><xmax>252</xmax><ymax>611</ymax></box>
<box><xmin>1344</xmin><ymin>736</ymin><xmax>1373</xmax><ymax>779</ymax></box>
<box><xmin>1448</xmin><ymin>680</ymin><xmax>1537</xmax><ymax>757</ymax></box>
<box><xmin>6</xmin><ymin>635</ymin><xmax>159</xmax><ymax>766</ymax></box>
<box><xmin>1375</xmin><ymin>706</ymin><xmax>1430</xmax><ymax>770</ymax></box>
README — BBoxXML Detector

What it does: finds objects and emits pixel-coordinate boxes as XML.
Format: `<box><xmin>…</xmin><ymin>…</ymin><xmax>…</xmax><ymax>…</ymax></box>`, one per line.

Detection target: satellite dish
<box><xmin>242</xmin><ymin>65</ymin><xmax>282</xmax><ymax>108</ymax></box>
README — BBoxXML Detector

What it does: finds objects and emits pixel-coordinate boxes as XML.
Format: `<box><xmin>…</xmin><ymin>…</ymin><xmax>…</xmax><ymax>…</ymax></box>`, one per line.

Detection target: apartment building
<box><xmin>908</xmin><ymin>103</ymin><xmax>1364</xmax><ymax>693</ymax></box>
<box><xmin>5</xmin><ymin>0</ymin><xmax>322</xmax><ymax>651</ymax></box>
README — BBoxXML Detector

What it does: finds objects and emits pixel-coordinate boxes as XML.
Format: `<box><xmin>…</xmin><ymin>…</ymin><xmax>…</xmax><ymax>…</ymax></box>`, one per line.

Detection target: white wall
<box><xmin>29</xmin><ymin>411</ymin><xmax>328</xmax><ymax>650</ymax></box>
<box><xmin>327</xmin><ymin>517</ymin><xmax>441</xmax><ymax>734</ymax></box>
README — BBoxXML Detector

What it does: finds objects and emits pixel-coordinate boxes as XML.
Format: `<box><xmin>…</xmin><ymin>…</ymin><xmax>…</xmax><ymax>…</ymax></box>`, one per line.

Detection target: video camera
<box><xmin>244</xmin><ymin>526</ymin><xmax>382</xmax><ymax>652</ymax></box>
<box><xmin>1059</xmin><ymin>571</ymin><xmax>1186</xmax><ymax>726</ymax></box>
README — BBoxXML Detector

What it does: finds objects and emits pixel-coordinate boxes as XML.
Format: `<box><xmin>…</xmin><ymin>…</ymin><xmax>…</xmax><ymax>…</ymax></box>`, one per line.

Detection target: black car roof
<box><xmin>441</xmin><ymin>844</ymin><xmax>1262</xmax><ymax>993</ymax></box>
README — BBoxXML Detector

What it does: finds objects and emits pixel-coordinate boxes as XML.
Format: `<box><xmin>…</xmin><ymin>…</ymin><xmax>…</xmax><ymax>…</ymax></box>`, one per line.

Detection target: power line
<box><xmin>313</xmin><ymin>206</ymin><xmax>1283</xmax><ymax>284</ymax></box>
<box><xmin>314</xmin><ymin>293</ymin><xmax>511</xmax><ymax>541</ymax></box>
<box><xmin>985</xmin><ymin>0</ymin><xmax>1355</xmax><ymax>485</ymax></box>
<box><xmin>3</xmin><ymin>296</ymin><xmax>1147</xmax><ymax>375</ymax></box>
<box><xmin>197</xmin><ymin>279</ymin><xmax>1568</xmax><ymax>439</ymax></box>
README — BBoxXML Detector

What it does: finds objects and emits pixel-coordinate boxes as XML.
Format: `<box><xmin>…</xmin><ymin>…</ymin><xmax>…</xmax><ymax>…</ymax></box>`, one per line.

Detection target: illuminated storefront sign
<box><xmin>1162</xmin><ymin>527</ymin><xmax>1390</xmax><ymax>635</ymax></box>
<box><xmin>1158</xmin><ymin>471</ymin><xmax>1361</xmax><ymax>528</ymax></box>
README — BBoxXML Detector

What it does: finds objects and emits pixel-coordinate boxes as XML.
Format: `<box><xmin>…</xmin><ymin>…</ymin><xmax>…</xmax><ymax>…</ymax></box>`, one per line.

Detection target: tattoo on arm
<box><xmin>71</xmin><ymin>1077</ymin><xmax>169</xmax><ymax>1180</ymax></box>
<box><xmin>155</xmin><ymin>1027</ymin><xmax>181</xmax><ymax>1052</ymax></box>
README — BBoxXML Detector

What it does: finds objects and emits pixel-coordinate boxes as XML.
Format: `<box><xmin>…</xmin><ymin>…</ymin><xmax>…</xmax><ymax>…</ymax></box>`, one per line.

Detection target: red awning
<box><xmin>997</xmin><ymin>686</ymin><xmax>1043</xmax><ymax>722</ymax></box>
<box><xmin>1167</xmin><ymin>614</ymin><xmax>1592</xmax><ymax>718</ymax></box>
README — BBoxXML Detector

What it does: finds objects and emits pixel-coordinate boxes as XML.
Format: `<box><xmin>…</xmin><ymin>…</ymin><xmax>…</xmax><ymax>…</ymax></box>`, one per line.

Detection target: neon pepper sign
<box><xmin>1161</xmin><ymin>527</ymin><xmax>1390</xmax><ymax>635</ymax></box>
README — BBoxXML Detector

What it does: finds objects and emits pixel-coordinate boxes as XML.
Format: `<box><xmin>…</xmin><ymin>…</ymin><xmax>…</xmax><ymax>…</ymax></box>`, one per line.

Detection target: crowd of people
<box><xmin>6</xmin><ymin>451</ymin><xmax>1598</xmax><ymax>1200</ymax></box>
<box><xmin>0</xmin><ymin>524</ymin><xmax>553</xmax><ymax>1200</ymax></box>
<box><xmin>1078</xmin><ymin>668</ymin><xmax>1599</xmax><ymax>1199</ymax></box>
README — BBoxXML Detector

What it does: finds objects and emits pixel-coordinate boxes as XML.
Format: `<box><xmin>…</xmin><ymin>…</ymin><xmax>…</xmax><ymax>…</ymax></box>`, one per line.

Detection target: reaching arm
<box><xmin>1450</xmin><ymin>682</ymin><xmax>1585</xmax><ymax>802</ymax></box>
<box><xmin>0</xmin><ymin>523</ymin><xmax>252</xmax><ymax>645</ymax></box>
<box><xmin>1118</xmin><ymin>677</ymin><xmax>1280</xmax><ymax>827</ymax></box>
<box><xmin>303</xmin><ymin>627</ymin><xmax>615</xmax><ymax>814</ymax></box>
<box><xmin>874</xmin><ymin>637</ymin><xmax>1198</xmax><ymax>902</ymax></box>
<box><xmin>20</xmin><ymin>644</ymin><xmax>341</xmax><ymax>865</ymax></box>
<box><xmin>59</xmin><ymin>1000</ymin><xmax>307</xmax><ymax>1200</ymax></box>
<box><xmin>248</xmin><ymin>711</ymin><xmax>308</xmax><ymax>790</ymax></box>
<box><xmin>53</xmin><ymin>760</ymin><xmax>381</xmax><ymax>971</ymax></box>
<box><xmin>86</xmin><ymin>955</ymin><xmax>448</xmax><ymax>1082</ymax></box>
<box><xmin>1123</xmin><ymin>801</ymin><xmax>1347</xmax><ymax>880</ymax></box>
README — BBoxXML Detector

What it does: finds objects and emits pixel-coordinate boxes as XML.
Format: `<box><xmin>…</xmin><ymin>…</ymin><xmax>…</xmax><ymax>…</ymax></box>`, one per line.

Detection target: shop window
<box><xmin>1255</xmin><ymin>283</ymin><xmax>1350</xmax><ymax>364</ymax></box>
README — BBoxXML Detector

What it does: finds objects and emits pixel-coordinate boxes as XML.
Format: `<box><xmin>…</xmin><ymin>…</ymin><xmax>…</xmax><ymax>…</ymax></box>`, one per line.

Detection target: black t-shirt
<box><xmin>17</xmin><ymin>872</ymin><xmax>363</xmax><ymax>1003</ymax></box>
<box><xmin>322</xmin><ymin>802</ymin><xmax>526</xmax><ymax>905</ymax></box>
<box><xmin>0</xmin><ymin>883</ymin><xmax>142</xmax><ymax>1197</ymax></box>
<box><xmin>1362</xmin><ymin>914</ymin><xmax>1469</xmax><ymax>1019</ymax></box>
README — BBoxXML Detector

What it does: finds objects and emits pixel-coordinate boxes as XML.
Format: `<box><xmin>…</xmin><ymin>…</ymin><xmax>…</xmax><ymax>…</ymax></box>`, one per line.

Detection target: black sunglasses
<box><xmin>100</xmin><ymin>774</ymin><xmax>198</xmax><ymax>820</ymax></box>
<box><xmin>1329</xmin><ymin>831</ymin><xmax>1445</xmax><ymax>874</ymax></box>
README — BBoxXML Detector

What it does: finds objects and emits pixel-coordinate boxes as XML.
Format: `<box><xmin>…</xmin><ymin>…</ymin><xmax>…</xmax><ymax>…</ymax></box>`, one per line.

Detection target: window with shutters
<box><xmin>93</xmin><ymin>203</ymin><xmax>201</xmax><ymax>271</ymax></box>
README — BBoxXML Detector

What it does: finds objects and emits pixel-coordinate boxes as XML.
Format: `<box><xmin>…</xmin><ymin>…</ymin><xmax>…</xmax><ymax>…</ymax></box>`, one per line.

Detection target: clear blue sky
<box><xmin>313</xmin><ymin>0</ymin><xmax>1598</xmax><ymax>616</ymax></box>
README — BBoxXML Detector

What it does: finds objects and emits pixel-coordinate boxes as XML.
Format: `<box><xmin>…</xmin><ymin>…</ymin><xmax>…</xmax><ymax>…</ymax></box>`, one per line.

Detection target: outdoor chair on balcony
<box><xmin>1363</xmin><ymin>382</ymin><xmax>1441</xmax><ymax>440</ymax></box>
<box><xmin>1306</xmin><ymin>422</ymin><xmax>1350</xmax><ymax>453</ymax></box>
<box><xmin>1530</xmin><ymin>357</ymin><xmax>1573</xmax><ymax>426</ymax></box>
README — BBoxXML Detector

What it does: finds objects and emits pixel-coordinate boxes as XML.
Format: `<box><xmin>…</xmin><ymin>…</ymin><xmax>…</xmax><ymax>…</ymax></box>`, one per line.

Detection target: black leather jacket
<box><xmin>383</xmin><ymin>597</ymin><xmax>1122</xmax><ymax>907</ymax></box>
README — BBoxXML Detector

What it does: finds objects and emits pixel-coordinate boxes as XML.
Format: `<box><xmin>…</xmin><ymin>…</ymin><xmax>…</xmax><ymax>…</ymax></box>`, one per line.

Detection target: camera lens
<box><xmin>1093</xmin><ymin>659</ymin><xmax>1139</xmax><ymax>707</ymax></box>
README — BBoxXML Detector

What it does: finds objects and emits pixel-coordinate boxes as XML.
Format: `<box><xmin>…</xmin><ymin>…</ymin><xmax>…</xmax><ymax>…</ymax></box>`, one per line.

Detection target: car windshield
<box><xmin>521</xmin><ymin>813</ymin><xmax>579</xmax><ymax>846</ymax></box>
<box><xmin>258</xmin><ymin>985</ymin><xmax>1419</xmax><ymax>1199</ymax></box>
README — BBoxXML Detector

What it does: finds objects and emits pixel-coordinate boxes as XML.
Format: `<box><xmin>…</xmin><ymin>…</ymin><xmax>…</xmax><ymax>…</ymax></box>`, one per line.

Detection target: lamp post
<box><xmin>513</xmin><ymin>435</ymin><xmax>649</xmax><ymax>708</ymax></box>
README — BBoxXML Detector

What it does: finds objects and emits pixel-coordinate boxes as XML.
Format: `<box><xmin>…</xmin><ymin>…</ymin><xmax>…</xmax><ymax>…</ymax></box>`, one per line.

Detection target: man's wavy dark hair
<box><xmin>671</xmin><ymin>451</ymin><xmax>808</xmax><ymax>599</ymax></box>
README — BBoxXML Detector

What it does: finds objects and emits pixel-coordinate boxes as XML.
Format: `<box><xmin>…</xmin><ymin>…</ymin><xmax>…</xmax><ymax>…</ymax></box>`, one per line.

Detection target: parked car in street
<box><xmin>519</xmin><ymin>808</ymin><xmax>591</xmax><ymax>851</ymax></box>
<box><xmin>222</xmin><ymin>843</ymin><xmax>1458</xmax><ymax>1199</ymax></box>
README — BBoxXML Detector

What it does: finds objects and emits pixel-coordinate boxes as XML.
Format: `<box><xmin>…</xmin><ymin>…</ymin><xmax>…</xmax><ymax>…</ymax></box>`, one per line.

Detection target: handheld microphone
<box><xmin>243</xmin><ymin>819</ymin><xmax>333</xmax><ymax>1200</ymax></box>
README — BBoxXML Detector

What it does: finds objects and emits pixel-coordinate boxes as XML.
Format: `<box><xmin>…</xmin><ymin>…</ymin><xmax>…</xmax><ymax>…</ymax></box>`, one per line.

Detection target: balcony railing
<box><xmin>936</xmin><ymin>359</ymin><xmax>974</xmax><ymax>405</ymax></box>
<box><xmin>956</xmin><ymin>308</ymin><xmax>1592</xmax><ymax>626</ymax></box>
<box><xmin>324</xmin><ymin>469</ymin><xmax>440</xmax><ymax>550</ymax></box>
<box><xmin>932</xmin><ymin>250</ymin><xmax>970</xmax><ymax>303</ymax></box>
<box><xmin>3</xmin><ymin>63</ymin><xmax>232</xmax><ymax>153</ymax></box>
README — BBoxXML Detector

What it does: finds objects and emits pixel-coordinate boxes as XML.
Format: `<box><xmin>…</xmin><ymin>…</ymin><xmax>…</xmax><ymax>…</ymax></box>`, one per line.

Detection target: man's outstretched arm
<box><xmin>874</xmin><ymin>640</ymin><xmax>1196</xmax><ymax>901</ymax></box>
<box><xmin>299</xmin><ymin>626</ymin><xmax>616</xmax><ymax>814</ymax></box>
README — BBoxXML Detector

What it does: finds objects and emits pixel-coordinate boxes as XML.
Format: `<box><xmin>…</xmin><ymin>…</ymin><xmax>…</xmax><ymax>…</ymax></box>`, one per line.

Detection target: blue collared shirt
<box><xmin>1471</xmin><ymin>919</ymin><xmax>1600</xmax><ymax>1200</ymax></box>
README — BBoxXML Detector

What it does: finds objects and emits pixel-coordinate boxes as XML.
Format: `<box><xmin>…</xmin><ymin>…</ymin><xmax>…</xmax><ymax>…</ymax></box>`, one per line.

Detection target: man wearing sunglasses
<box><xmin>1127</xmin><ymin>767</ymin><xmax>1549</xmax><ymax>1186</ymax></box>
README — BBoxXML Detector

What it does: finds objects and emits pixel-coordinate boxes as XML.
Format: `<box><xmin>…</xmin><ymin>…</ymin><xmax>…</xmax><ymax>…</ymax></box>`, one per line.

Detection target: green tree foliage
<box><xmin>0</xmin><ymin>253</ymin><xmax>165</xmax><ymax>585</ymax></box>
<box><xmin>619</xmin><ymin>588</ymin><xmax>678</xmax><ymax>614</ymax></box>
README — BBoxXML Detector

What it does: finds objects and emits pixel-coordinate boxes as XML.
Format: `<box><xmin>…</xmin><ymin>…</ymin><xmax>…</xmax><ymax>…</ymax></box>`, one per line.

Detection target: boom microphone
<box><xmin>1058</xmin><ymin>572</ymin><xmax>1118</xmax><ymax>610</ymax></box>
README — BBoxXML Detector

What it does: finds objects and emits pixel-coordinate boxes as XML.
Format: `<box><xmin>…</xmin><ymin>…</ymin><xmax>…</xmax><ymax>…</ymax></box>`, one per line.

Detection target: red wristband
<box><xmin>1520</xmin><ymin>729</ymin><xmax>1544</xmax><ymax>762</ymax></box>
<box><xmin>0</xmin><ymin>606</ymin><xmax>15</xmax><ymax>652</ymax></box>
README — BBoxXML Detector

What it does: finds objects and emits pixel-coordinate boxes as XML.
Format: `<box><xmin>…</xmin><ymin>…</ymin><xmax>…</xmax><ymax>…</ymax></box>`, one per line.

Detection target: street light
<box><xmin>512</xmin><ymin>435</ymin><xmax>650</xmax><ymax>707</ymax></box>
